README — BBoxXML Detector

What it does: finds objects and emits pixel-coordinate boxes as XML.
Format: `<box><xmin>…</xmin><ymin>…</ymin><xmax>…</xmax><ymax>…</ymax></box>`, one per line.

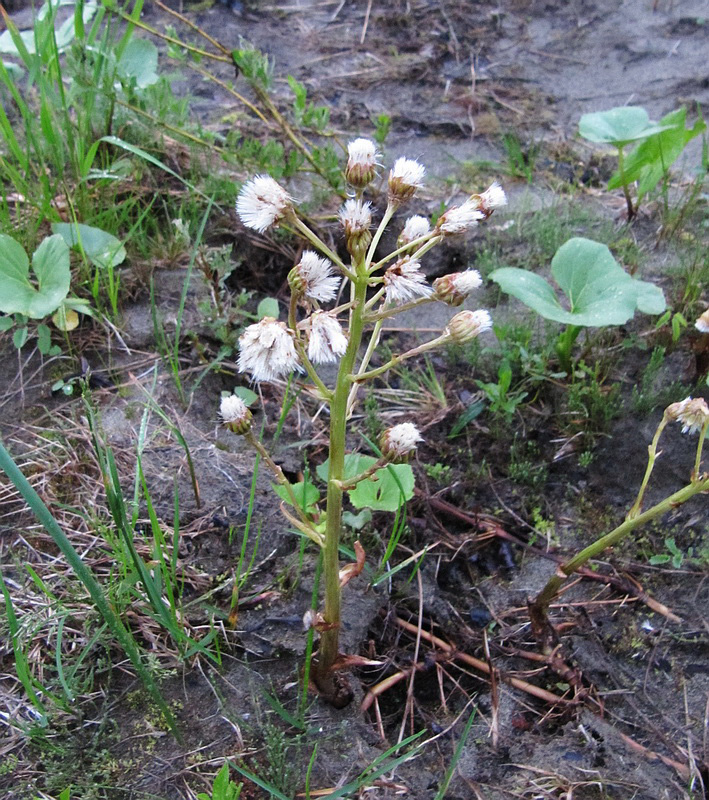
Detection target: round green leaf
<box><xmin>257</xmin><ymin>297</ymin><xmax>280</xmax><ymax>320</ymax></box>
<box><xmin>52</xmin><ymin>222</ymin><xmax>126</xmax><ymax>269</ymax></box>
<box><xmin>117</xmin><ymin>38</ymin><xmax>159</xmax><ymax>89</ymax></box>
<box><xmin>578</xmin><ymin>106</ymin><xmax>670</xmax><ymax>146</ymax></box>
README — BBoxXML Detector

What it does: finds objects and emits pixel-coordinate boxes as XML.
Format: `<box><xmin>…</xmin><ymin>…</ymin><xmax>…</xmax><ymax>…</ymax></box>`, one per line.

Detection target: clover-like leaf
<box><xmin>52</xmin><ymin>222</ymin><xmax>126</xmax><ymax>270</ymax></box>
<box><xmin>579</xmin><ymin>106</ymin><xmax>672</xmax><ymax>147</ymax></box>
<box><xmin>0</xmin><ymin>233</ymin><xmax>71</xmax><ymax>319</ymax></box>
<box><xmin>490</xmin><ymin>237</ymin><xmax>665</xmax><ymax>327</ymax></box>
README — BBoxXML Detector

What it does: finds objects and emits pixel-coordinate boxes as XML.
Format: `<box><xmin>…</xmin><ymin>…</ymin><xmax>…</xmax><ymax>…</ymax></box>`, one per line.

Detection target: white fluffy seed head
<box><xmin>388</xmin><ymin>157</ymin><xmax>425</xmax><ymax>203</ymax></box>
<box><xmin>436</xmin><ymin>200</ymin><xmax>485</xmax><ymax>235</ymax></box>
<box><xmin>471</xmin><ymin>181</ymin><xmax>507</xmax><ymax>219</ymax></box>
<box><xmin>433</xmin><ymin>270</ymin><xmax>483</xmax><ymax>307</ymax></box>
<box><xmin>446</xmin><ymin>309</ymin><xmax>493</xmax><ymax>344</ymax></box>
<box><xmin>236</xmin><ymin>175</ymin><xmax>292</xmax><ymax>233</ymax></box>
<box><xmin>219</xmin><ymin>394</ymin><xmax>252</xmax><ymax>434</ymax></box>
<box><xmin>380</xmin><ymin>422</ymin><xmax>423</xmax><ymax>461</ymax></box>
<box><xmin>665</xmin><ymin>397</ymin><xmax>709</xmax><ymax>435</ymax></box>
<box><xmin>290</xmin><ymin>251</ymin><xmax>340</xmax><ymax>302</ymax></box>
<box><xmin>238</xmin><ymin>317</ymin><xmax>301</xmax><ymax>382</ymax></box>
<box><xmin>339</xmin><ymin>199</ymin><xmax>373</xmax><ymax>236</ymax></box>
<box><xmin>695</xmin><ymin>309</ymin><xmax>709</xmax><ymax>333</ymax></box>
<box><xmin>398</xmin><ymin>215</ymin><xmax>431</xmax><ymax>247</ymax></box>
<box><xmin>346</xmin><ymin>138</ymin><xmax>379</xmax><ymax>188</ymax></box>
<box><xmin>383</xmin><ymin>256</ymin><xmax>433</xmax><ymax>305</ymax></box>
<box><xmin>307</xmin><ymin>311</ymin><xmax>348</xmax><ymax>364</ymax></box>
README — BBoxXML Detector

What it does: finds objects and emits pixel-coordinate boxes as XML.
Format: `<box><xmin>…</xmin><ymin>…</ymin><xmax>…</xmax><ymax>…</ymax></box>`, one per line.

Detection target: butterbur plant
<box><xmin>221</xmin><ymin>141</ymin><xmax>504</xmax><ymax>706</ymax></box>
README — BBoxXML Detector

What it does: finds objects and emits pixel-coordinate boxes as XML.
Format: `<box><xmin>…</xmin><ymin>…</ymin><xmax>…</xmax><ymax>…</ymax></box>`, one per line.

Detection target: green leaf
<box><xmin>490</xmin><ymin>238</ymin><xmax>665</xmax><ymax>327</ymax></box>
<box><xmin>0</xmin><ymin>315</ymin><xmax>14</xmax><ymax>331</ymax></box>
<box><xmin>13</xmin><ymin>326</ymin><xmax>28</xmax><ymax>349</ymax></box>
<box><xmin>117</xmin><ymin>38</ymin><xmax>159</xmax><ymax>88</ymax></box>
<box><xmin>233</xmin><ymin>386</ymin><xmax>258</xmax><ymax>406</ymax></box>
<box><xmin>37</xmin><ymin>323</ymin><xmax>52</xmax><ymax>354</ymax></box>
<box><xmin>257</xmin><ymin>297</ymin><xmax>279</xmax><ymax>320</ymax></box>
<box><xmin>272</xmin><ymin>479</ymin><xmax>320</xmax><ymax>510</ymax></box>
<box><xmin>343</xmin><ymin>508</ymin><xmax>373</xmax><ymax>530</ymax></box>
<box><xmin>316</xmin><ymin>454</ymin><xmax>414</xmax><ymax>512</ymax></box>
<box><xmin>0</xmin><ymin>234</ymin><xmax>71</xmax><ymax>319</ymax></box>
<box><xmin>52</xmin><ymin>222</ymin><xmax>126</xmax><ymax>270</ymax></box>
<box><xmin>607</xmin><ymin>108</ymin><xmax>706</xmax><ymax>197</ymax></box>
<box><xmin>578</xmin><ymin>106</ymin><xmax>672</xmax><ymax>147</ymax></box>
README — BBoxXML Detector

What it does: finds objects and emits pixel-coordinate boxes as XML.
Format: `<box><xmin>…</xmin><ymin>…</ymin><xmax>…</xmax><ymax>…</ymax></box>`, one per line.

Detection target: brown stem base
<box><xmin>311</xmin><ymin>663</ymin><xmax>354</xmax><ymax>709</ymax></box>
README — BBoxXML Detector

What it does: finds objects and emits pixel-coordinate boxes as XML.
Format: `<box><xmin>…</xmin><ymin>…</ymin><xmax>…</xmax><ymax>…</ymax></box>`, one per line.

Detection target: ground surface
<box><xmin>1</xmin><ymin>1</ymin><xmax>709</xmax><ymax>799</ymax></box>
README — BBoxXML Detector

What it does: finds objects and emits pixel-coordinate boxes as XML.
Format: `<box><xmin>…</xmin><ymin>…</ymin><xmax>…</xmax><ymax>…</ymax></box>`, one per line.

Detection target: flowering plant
<box><xmin>221</xmin><ymin>139</ymin><xmax>505</xmax><ymax>706</ymax></box>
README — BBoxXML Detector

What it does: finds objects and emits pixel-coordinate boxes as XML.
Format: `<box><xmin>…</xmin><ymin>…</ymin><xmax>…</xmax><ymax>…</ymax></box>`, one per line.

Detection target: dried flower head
<box><xmin>433</xmin><ymin>270</ymin><xmax>483</xmax><ymax>307</ymax></box>
<box><xmin>398</xmin><ymin>215</ymin><xmax>431</xmax><ymax>248</ymax></box>
<box><xmin>383</xmin><ymin>256</ymin><xmax>433</xmax><ymax>305</ymax></box>
<box><xmin>236</xmin><ymin>175</ymin><xmax>292</xmax><ymax>233</ymax></box>
<box><xmin>238</xmin><ymin>317</ymin><xmax>301</xmax><ymax>382</ymax></box>
<box><xmin>380</xmin><ymin>422</ymin><xmax>423</xmax><ymax>462</ymax></box>
<box><xmin>388</xmin><ymin>157</ymin><xmax>425</xmax><ymax>203</ymax></box>
<box><xmin>436</xmin><ymin>200</ymin><xmax>485</xmax><ymax>235</ymax></box>
<box><xmin>470</xmin><ymin>181</ymin><xmax>507</xmax><ymax>220</ymax></box>
<box><xmin>289</xmin><ymin>251</ymin><xmax>340</xmax><ymax>302</ymax></box>
<box><xmin>695</xmin><ymin>309</ymin><xmax>709</xmax><ymax>333</ymax></box>
<box><xmin>666</xmin><ymin>397</ymin><xmax>709</xmax><ymax>435</ymax></box>
<box><xmin>339</xmin><ymin>198</ymin><xmax>373</xmax><ymax>259</ymax></box>
<box><xmin>219</xmin><ymin>394</ymin><xmax>252</xmax><ymax>435</ymax></box>
<box><xmin>345</xmin><ymin>138</ymin><xmax>379</xmax><ymax>188</ymax></box>
<box><xmin>446</xmin><ymin>309</ymin><xmax>493</xmax><ymax>344</ymax></box>
<box><xmin>308</xmin><ymin>311</ymin><xmax>348</xmax><ymax>364</ymax></box>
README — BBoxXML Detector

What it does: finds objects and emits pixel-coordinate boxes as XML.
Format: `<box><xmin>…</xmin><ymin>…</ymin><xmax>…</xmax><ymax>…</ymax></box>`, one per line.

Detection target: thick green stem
<box><xmin>532</xmin><ymin>474</ymin><xmax>709</xmax><ymax>616</ymax></box>
<box><xmin>316</xmin><ymin>273</ymin><xmax>369</xmax><ymax>677</ymax></box>
<box><xmin>556</xmin><ymin>324</ymin><xmax>582</xmax><ymax>374</ymax></box>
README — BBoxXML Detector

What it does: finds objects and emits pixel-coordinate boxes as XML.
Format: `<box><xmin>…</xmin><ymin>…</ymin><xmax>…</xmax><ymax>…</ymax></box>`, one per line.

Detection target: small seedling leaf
<box><xmin>490</xmin><ymin>237</ymin><xmax>665</xmax><ymax>327</ymax></box>
<box><xmin>52</xmin><ymin>222</ymin><xmax>126</xmax><ymax>270</ymax></box>
<box><xmin>256</xmin><ymin>297</ymin><xmax>279</xmax><ymax>320</ymax></box>
<box><xmin>233</xmin><ymin>386</ymin><xmax>259</xmax><ymax>406</ymax></box>
<box><xmin>272</xmin><ymin>479</ymin><xmax>320</xmax><ymax>510</ymax></box>
<box><xmin>0</xmin><ymin>315</ymin><xmax>13</xmax><ymax>331</ymax></box>
<box><xmin>117</xmin><ymin>38</ymin><xmax>159</xmax><ymax>88</ymax></box>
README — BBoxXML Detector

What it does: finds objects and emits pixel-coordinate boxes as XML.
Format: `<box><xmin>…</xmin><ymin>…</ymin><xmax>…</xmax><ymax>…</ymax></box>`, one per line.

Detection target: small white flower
<box><xmin>666</xmin><ymin>397</ymin><xmax>709</xmax><ymax>435</ymax></box>
<box><xmin>437</xmin><ymin>200</ymin><xmax>485</xmax><ymax>235</ymax></box>
<box><xmin>383</xmin><ymin>257</ymin><xmax>433</xmax><ymax>305</ymax></box>
<box><xmin>339</xmin><ymin>199</ymin><xmax>373</xmax><ymax>237</ymax></box>
<box><xmin>388</xmin><ymin>157</ymin><xmax>425</xmax><ymax>202</ymax></box>
<box><xmin>307</xmin><ymin>311</ymin><xmax>348</xmax><ymax>364</ymax></box>
<box><xmin>433</xmin><ymin>270</ymin><xmax>483</xmax><ymax>306</ymax></box>
<box><xmin>293</xmin><ymin>251</ymin><xmax>341</xmax><ymax>302</ymax></box>
<box><xmin>238</xmin><ymin>317</ymin><xmax>301</xmax><ymax>382</ymax></box>
<box><xmin>236</xmin><ymin>175</ymin><xmax>292</xmax><ymax>233</ymax></box>
<box><xmin>219</xmin><ymin>394</ymin><xmax>252</xmax><ymax>434</ymax></box>
<box><xmin>398</xmin><ymin>215</ymin><xmax>431</xmax><ymax>246</ymax></box>
<box><xmin>346</xmin><ymin>138</ymin><xmax>379</xmax><ymax>187</ymax></box>
<box><xmin>695</xmin><ymin>309</ymin><xmax>709</xmax><ymax>333</ymax></box>
<box><xmin>380</xmin><ymin>422</ymin><xmax>423</xmax><ymax>461</ymax></box>
<box><xmin>446</xmin><ymin>309</ymin><xmax>493</xmax><ymax>344</ymax></box>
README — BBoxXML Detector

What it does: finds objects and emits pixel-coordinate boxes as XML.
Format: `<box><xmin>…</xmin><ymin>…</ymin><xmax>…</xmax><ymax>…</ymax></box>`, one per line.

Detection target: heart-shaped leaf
<box><xmin>490</xmin><ymin>237</ymin><xmax>665</xmax><ymax>327</ymax></box>
<box><xmin>317</xmin><ymin>454</ymin><xmax>415</xmax><ymax>512</ymax></box>
<box><xmin>52</xmin><ymin>223</ymin><xmax>126</xmax><ymax>270</ymax></box>
<box><xmin>579</xmin><ymin>106</ymin><xmax>672</xmax><ymax>147</ymax></box>
<box><xmin>117</xmin><ymin>38</ymin><xmax>159</xmax><ymax>89</ymax></box>
<box><xmin>0</xmin><ymin>234</ymin><xmax>71</xmax><ymax>319</ymax></box>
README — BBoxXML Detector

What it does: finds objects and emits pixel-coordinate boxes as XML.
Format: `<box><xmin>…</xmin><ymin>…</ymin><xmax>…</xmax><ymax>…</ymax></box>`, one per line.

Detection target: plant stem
<box><xmin>316</xmin><ymin>272</ymin><xmax>369</xmax><ymax>681</ymax></box>
<box><xmin>531</xmin><ymin>473</ymin><xmax>709</xmax><ymax>620</ymax></box>
<box><xmin>627</xmin><ymin>415</ymin><xmax>669</xmax><ymax>519</ymax></box>
<box><xmin>617</xmin><ymin>145</ymin><xmax>635</xmax><ymax>220</ymax></box>
<box><xmin>353</xmin><ymin>334</ymin><xmax>448</xmax><ymax>383</ymax></box>
<box><xmin>555</xmin><ymin>324</ymin><xmax>581</xmax><ymax>374</ymax></box>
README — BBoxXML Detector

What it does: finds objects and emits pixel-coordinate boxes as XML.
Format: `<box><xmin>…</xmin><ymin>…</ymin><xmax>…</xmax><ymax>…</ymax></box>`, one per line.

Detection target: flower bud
<box><xmin>220</xmin><ymin>394</ymin><xmax>252</xmax><ymax>435</ymax></box>
<box><xmin>345</xmin><ymin>138</ymin><xmax>378</xmax><ymax>188</ymax></box>
<box><xmin>388</xmin><ymin>157</ymin><xmax>425</xmax><ymax>204</ymax></box>
<box><xmin>665</xmin><ymin>397</ymin><xmax>709</xmax><ymax>435</ymax></box>
<box><xmin>380</xmin><ymin>422</ymin><xmax>422</xmax><ymax>462</ymax></box>
<box><xmin>433</xmin><ymin>270</ymin><xmax>482</xmax><ymax>307</ymax></box>
<box><xmin>445</xmin><ymin>309</ymin><xmax>493</xmax><ymax>344</ymax></box>
<box><xmin>339</xmin><ymin>199</ymin><xmax>372</xmax><ymax>259</ymax></box>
